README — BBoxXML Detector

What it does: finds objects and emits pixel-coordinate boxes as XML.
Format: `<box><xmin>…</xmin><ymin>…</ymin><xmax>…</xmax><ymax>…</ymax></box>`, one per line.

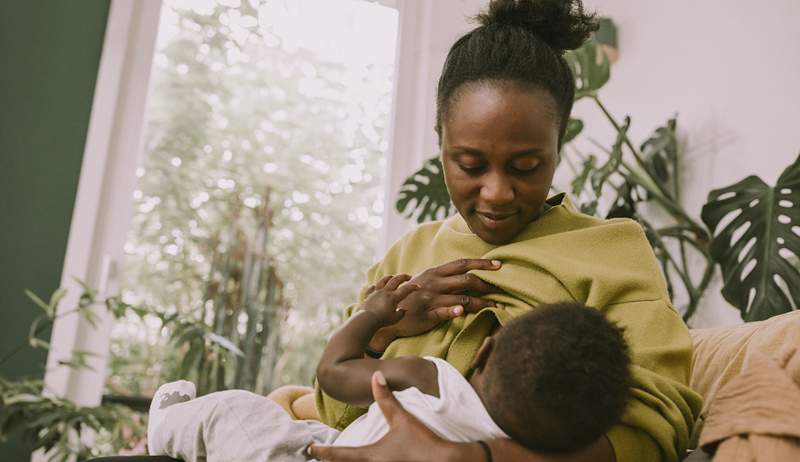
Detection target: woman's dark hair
<box><xmin>435</xmin><ymin>0</ymin><xmax>598</xmax><ymax>147</ymax></box>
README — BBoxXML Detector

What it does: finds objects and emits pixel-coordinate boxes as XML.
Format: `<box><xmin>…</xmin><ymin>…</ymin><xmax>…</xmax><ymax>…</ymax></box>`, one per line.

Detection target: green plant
<box><xmin>0</xmin><ymin>378</ymin><xmax>141</xmax><ymax>462</ymax></box>
<box><xmin>395</xmin><ymin>39</ymin><xmax>800</xmax><ymax>322</ymax></box>
<box><xmin>0</xmin><ymin>285</ymin><xmax>148</xmax><ymax>460</ymax></box>
<box><xmin>0</xmin><ymin>257</ymin><xmax>295</xmax><ymax>459</ymax></box>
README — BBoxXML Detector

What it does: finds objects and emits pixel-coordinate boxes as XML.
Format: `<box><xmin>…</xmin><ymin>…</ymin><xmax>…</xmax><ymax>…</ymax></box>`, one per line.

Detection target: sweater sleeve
<box><xmin>603</xmin><ymin>299</ymin><xmax>703</xmax><ymax>462</ymax></box>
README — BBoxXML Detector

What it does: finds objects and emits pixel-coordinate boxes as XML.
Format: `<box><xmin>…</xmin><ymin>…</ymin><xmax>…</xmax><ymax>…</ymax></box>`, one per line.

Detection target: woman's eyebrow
<box><xmin>510</xmin><ymin>149</ymin><xmax>543</xmax><ymax>157</ymax></box>
<box><xmin>446</xmin><ymin>146</ymin><xmax>545</xmax><ymax>157</ymax></box>
<box><xmin>448</xmin><ymin>146</ymin><xmax>485</xmax><ymax>156</ymax></box>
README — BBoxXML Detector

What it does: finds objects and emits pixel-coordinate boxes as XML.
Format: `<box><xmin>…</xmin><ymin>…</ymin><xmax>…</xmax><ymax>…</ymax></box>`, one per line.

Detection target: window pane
<box><xmin>108</xmin><ymin>0</ymin><xmax>397</xmax><ymax>400</ymax></box>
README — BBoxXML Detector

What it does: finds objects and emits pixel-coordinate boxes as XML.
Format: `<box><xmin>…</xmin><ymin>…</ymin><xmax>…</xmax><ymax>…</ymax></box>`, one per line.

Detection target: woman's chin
<box><xmin>468</xmin><ymin>217</ymin><xmax>520</xmax><ymax>245</ymax></box>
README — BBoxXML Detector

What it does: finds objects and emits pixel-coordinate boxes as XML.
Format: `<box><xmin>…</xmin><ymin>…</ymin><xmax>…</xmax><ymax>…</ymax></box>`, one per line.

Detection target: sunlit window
<box><xmin>107</xmin><ymin>0</ymin><xmax>397</xmax><ymax>401</ymax></box>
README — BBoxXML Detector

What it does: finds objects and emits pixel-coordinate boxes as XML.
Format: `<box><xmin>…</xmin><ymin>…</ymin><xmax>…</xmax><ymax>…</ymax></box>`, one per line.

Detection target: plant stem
<box><xmin>591</xmin><ymin>95</ymin><xmax>710</xmax><ymax>234</ymax></box>
<box><xmin>0</xmin><ymin>306</ymin><xmax>85</xmax><ymax>366</ymax></box>
<box><xmin>591</xmin><ymin>96</ymin><xmax>651</xmax><ymax>174</ymax></box>
<box><xmin>642</xmin><ymin>217</ymin><xmax>700</xmax><ymax>307</ymax></box>
<box><xmin>683</xmin><ymin>260</ymin><xmax>715</xmax><ymax>322</ymax></box>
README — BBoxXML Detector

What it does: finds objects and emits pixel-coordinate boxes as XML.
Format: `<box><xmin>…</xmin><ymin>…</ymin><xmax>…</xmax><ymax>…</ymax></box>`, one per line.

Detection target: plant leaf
<box><xmin>25</xmin><ymin>290</ymin><xmax>52</xmax><ymax>317</ymax></box>
<box><xmin>640</xmin><ymin>118</ymin><xmax>678</xmax><ymax>198</ymax></box>
<box><xmin>565</xmin><ymin>40</ymin><xmax>611</xmax><ymax>100</ymax></box>
<box><xmin>606</xmin><ymin>181</ymin><xmax>641</xmax><ymax>220</ymax></box>
<box><xmin>395</xmin><ymin>156</ymin><xmax>453</xmax><ymax>224</ymax></box>
<box><xmin>570</xmin><ymin>154</ymin><xmax>596</xmax><ymax>197</ymax></box>
<box><xmin>48</xmin><ymin>288</ymin><xmax>67</xmax><ymax>314</ymax></box>
<box><xmin>206</xmin><ymin>332</ymin><xmax>245</xmax><ymax>357</ymax></box>
<box><xmin>563</xmin><ymin>118</ymin><xmax>584</xmax><ymax>144</ymax></box>
<box><xmin>28</xmin><ymin>337</ymin><xmax>50</xmax><ymax>350</ymax></box>
<box><xmin>701</xmin><ymin>153</ymin><xmax>800</xmax><ymax>321</ymax></box>
<box><xmin>590</xmin><ymin>117</ymin><xmax>630</xmax><ymax>196</ymax></box>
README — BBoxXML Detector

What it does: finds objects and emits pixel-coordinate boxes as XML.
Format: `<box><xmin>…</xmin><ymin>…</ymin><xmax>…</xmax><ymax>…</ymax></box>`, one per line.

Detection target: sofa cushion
<box><xmin>689</xmin><ymin>310</ymin><xmax>800</xmax><ymax>410</ymax></box>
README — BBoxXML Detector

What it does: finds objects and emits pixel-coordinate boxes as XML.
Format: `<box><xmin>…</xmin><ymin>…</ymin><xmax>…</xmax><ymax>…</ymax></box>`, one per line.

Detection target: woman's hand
<box><xmin>307</xmin><ymin>371</ymin><xmax>466</xmax><ymax>462</ymax></box>
<box><xmin>366</xmin><ymin>259</ymin><xmax>503</xmax><ymax>351</ymax></box>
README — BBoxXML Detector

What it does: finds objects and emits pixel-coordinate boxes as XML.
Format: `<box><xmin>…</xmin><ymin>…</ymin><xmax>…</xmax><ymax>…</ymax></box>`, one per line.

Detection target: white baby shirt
<box><xmin>333</xmin><ymin>356</ymin><xmax>508</xmax><ymax>446</ymax></box>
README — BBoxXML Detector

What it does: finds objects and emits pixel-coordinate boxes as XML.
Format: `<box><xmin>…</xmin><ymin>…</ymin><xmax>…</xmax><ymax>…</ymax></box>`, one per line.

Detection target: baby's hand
<box><xmin>360</xmin><ymin>275</ymin><xmax>420</xmax><ymax>327</ymax></box>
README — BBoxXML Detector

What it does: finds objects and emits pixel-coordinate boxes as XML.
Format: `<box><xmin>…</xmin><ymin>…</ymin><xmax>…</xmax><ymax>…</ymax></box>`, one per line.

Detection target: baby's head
<box><xmin>470</xmin><ymin>303</ymin><xmax>631</xmax><ymax>452</ymax></box>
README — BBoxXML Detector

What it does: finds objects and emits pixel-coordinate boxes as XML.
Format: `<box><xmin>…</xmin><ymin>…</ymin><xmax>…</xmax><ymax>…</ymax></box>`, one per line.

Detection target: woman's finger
<box><xmin>425</xmin><ymin>305</ymin><xmax>465</xmax><ymax>321</ymax></box>
<box><xmin>433</xmin><ymin>258</ymin><xmax>501</xmax><ymax>276</ymax></box>
<box><xmin>307</xmin><ymin>443</ymin><xmax>372</xmax><ymax>461</ymax></box>
<box><xmin>371</xmin><ymin>370</ymin><xmax>407</xmax><ymax>428</ymax></box>
<box><xmin>429</xmin><ymin>294</ymin><xmax>500</xmax><ymax>313</ymax></box>
<box><xmin>422</xmin><ymin>273</ymin><xmax>501</xmax><ymax>297</ymax></box>
<box><xmin>384</xmin><ymin>274</ymin><xmax>411</xmax><ymax>291</ymax></box>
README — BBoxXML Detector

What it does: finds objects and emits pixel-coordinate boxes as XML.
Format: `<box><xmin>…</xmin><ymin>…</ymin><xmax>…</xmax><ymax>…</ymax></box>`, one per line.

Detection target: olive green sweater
<box><xmin>315</xmin><ymin>194</ymin><xmax>702</xmax><ymax>462</ymax></box>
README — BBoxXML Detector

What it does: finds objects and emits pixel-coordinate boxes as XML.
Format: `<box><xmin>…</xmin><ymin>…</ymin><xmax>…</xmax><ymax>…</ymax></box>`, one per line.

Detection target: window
<box><xmin>106</xmin><ymin>0</ymin><xmax>398</xmax><ymax>399</ymax></box>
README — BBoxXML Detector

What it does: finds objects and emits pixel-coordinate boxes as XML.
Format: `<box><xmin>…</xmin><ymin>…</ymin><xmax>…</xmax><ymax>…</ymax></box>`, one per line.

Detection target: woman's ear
<box><xmin>470</xmin><ymin>336</ymin><xmax>494</xmax><ymax>372</ymax></box>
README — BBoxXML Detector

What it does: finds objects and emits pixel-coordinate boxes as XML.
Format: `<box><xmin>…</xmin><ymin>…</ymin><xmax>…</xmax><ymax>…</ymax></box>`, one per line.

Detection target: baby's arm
<box><xmin>316</xmin><ymin>275</ymin><xmax>439</xmax><ymax>407</ymax></box>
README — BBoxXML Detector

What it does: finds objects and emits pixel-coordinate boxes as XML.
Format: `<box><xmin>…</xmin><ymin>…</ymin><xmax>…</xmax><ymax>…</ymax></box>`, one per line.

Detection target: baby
<box><xmin>147</xmin><ymin>275</ymin><xmax>631</xmax><ymax>461</ymax></box>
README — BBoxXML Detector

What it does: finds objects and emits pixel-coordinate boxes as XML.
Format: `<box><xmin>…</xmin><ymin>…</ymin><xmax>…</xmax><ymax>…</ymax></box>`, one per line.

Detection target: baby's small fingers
<box><xmin>364</xmin><ymin>285</ymin><xmax>377</xmax><ymax>297</ymax></box>
<box><xmin>373</xmin><ymin>275</ymin><xmax>394</xmax><ymax>290</ymax></box>
<box><xmin>392</xmin><ymin>283</ymin><xmax>421</xmax><ymax>306</ymax></box>
<box><xmin>384</xmin><ymin>274</ymin><xmax>412</xmax><ymax>291</ymax></box>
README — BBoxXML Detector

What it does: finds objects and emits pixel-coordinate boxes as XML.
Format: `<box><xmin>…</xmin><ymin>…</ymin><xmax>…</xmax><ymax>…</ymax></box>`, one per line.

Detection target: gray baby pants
<box><xmin>149</xmin><ymin>389</ymin><xmax>339</xmax><ymax>462</ymax></box>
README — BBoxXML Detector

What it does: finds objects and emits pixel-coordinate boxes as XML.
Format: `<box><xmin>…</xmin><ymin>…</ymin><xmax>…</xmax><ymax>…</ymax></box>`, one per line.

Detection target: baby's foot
<box><xmin>147</xmin><ymin>380</ymin><xmax>196</xmax><ymax>454</ymax></box>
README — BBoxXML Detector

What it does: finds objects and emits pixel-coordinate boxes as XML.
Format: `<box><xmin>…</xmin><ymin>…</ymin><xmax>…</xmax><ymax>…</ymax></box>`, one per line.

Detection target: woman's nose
<box><xmin>479</xmin><ymin>172</ymin><xmax>514</xmax><ymax>206</ymax></box>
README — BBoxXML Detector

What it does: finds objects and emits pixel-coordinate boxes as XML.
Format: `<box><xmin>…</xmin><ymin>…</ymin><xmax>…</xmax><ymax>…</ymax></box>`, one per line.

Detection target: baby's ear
<box><xmin>471</xmin><ymin>337</ymin><xmax>495</xmax><ymax>371</ymax></box>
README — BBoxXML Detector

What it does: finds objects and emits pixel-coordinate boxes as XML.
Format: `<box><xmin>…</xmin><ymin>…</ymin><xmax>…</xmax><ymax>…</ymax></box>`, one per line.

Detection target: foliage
<box><xmin>1</xmin><ymin>286</ymin><xmax>148</xmax><ymax>460</ymax></box>
<box><xmin>113</xmin><ymin>0</ymin><xmax>395</xmax><ymax>398</ymax></box>
<box><xmin>701</xmin><ymin>155</ymin><xmax>800</xmax><ymax>320</ymax></box>
<box><xmin>0</xmin><ymin>378</ymin><xmax>141</xmax><ymax>462</ymax></box>
<box><xmin>395</xmin><ymin>38</ymin><xmax>800</xmax><ymax>322</ymax></box>
<box><xmin>2</xmin><ymin>1</ymin><xmax>397</xmax><ymax>456</ymax></box>
<box><xmin>395</xmin><ymin>157</ymin><xmax>453</xmax><ymax>223</ymax></box>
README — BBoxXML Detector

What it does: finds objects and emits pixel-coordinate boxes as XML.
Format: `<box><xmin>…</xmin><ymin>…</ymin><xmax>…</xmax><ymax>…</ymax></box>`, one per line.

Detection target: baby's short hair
<box><xmin>483</xmin><ymin>302</ymin><xmax>631</xmax><ymax>451</ymax></box>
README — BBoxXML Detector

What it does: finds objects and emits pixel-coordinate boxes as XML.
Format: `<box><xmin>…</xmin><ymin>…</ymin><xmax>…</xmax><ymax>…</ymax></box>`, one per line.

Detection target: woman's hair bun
<box><xmin>476</xmin><ymin>0</ymin><xmax>598</xmax><ymax>52</ymax></box>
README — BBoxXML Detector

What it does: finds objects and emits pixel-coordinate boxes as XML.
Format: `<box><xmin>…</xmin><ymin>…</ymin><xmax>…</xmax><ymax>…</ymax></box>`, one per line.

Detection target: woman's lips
<box><xmin>475</xmin><ymin>211</ymin><xmax>517</xmax><ymax>228</ymax></box>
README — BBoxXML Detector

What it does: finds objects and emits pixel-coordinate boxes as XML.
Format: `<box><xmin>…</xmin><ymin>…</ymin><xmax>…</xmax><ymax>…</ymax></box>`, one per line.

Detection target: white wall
<box><xmin>571</xmin><ymin>0</ymin><xmax>800</xmax><ymax>327</ymax></box>
<box><xmin>381</xmin><ymin>0</ymin><xmax>484</xmax><ymax>251</ymax></box>
<box><xmin>385</xmin><ymin>0</ymin><xmax>800</xmax><ymax>327</ymax></box>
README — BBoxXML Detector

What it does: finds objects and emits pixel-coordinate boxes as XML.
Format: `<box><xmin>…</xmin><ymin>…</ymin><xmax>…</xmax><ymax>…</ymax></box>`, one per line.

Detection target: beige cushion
<box><xmin>689</xmin><ymin>310</ymin><xmax>800</xmax><ymax>410</ymax></box>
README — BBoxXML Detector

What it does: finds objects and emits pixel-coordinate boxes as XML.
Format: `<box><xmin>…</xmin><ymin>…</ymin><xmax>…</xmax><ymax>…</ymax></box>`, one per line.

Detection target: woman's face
<box><xmin>440</xmin><ymin>84</ymin><xmax>560</xmax><ymax>245</ymax></box>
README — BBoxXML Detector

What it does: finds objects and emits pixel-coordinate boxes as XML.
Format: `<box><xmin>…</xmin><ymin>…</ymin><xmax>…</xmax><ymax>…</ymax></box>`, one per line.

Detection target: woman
<box><xmin>311</xmin><ymin>1</ymin><xmax>702</xmax><ymax>461</ymax></box>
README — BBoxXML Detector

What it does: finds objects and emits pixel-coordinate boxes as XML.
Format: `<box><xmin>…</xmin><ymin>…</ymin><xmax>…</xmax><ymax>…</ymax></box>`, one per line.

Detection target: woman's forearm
<box><xmin>442</xmin><ymin>436</ymin><xmax>616</xmax><ymax>462</ymax></box>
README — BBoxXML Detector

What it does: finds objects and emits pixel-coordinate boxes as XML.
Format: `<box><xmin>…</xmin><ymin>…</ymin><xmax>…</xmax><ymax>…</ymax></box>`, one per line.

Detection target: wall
<box><xmin>385</xmin><ymin>0</ymin><xmax>800</xmax><ymax>327</ymax></box>
<box><xmin>0</xmin><ymin>1</ymin><xmax>110</xmax><ymax>459</ymax></box>
<box><xmin>569</xmin><ymin>0</ymin><xmax>800</xmax><ymax>327</ymax></box>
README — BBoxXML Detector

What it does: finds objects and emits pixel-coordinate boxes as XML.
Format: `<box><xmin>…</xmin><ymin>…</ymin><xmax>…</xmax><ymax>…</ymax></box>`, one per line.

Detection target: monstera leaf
<box><xmin>564</xmin><ymin>118</ymin><xmax>584</xmax><ymax>144</ymax></box>
<box><xmin>565</xmin><ymin>40</ymin><xmax>610</xmax><ymax>100</ymax></box>
<box><xmin>395</xmin><ymin>156</ymin><xmax>453</xmax><ymax>223</ymax></box>
<box><xmin>701</xmin><ymin>154</ymin><xmax>800</xmax><ymax>321</ymax></box>
<box><xmin>640</xmin><ymin>118</ymin><xmax>678</xmax><ymax>198</ymax></box>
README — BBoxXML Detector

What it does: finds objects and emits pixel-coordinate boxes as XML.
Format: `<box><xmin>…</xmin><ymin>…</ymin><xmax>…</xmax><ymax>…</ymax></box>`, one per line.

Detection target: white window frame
<box><xmin>41</xmin><ymin>0</ymin><xmax>163</xmax><ymax>408</ymax></box>
<box><xmin>43</xmin><ymin>0</ymin><xmax>438</xmax><ymax>418</ymax></box>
